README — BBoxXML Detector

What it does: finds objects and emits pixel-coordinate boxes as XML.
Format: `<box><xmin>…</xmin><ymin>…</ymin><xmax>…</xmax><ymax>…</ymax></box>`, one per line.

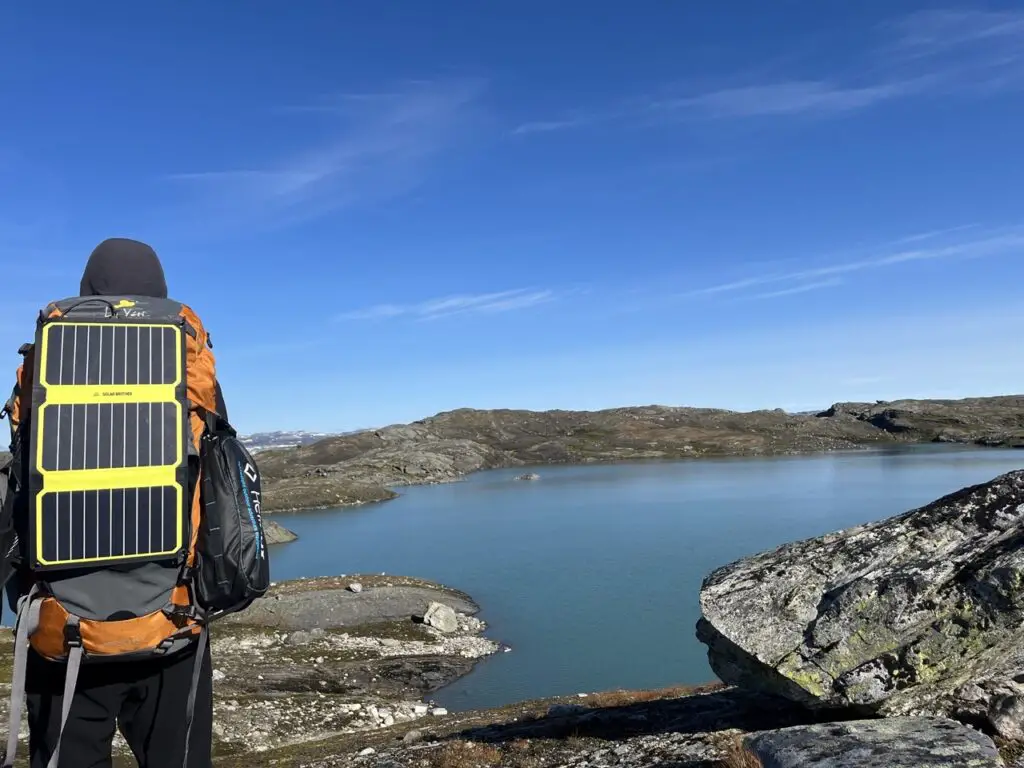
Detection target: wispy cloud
<box><xmin>890</xmin><ymin>223</ymin><xmax>980</xmax><ymax>245</ymax></box>
<box><xmin>657</xmin><ymin>78</ymin><xmax>927</xmax><ymax>119</ymax></box>
<box><xmin>512</xmin><ymin>118</ymin><xmax>597</xmax><ymax>136</ymax></box>
<box><xmin>338</xmin><ymin>288</ymin><xmax>554</xmax><ymax>322</ymax></box>
<box><xmin>887</xmin><ymin>9</ymin><xmax>1024</xmax><ymax>57</ymax></box>
<box><xmin>512</xmin><ymin>9</ymin><xmax>1024</xmax><ymax>135</ymax></box>
<box><xmin>684</xmin><ymin>232</ymin><xmax>1024</xmax><ymax>299</ymax></box>
<box><xmin>166</xmin><ymin>78</ymin><xmax>485</xmax><ymax>228</ymax></box>
<box><xmin>746</xmin><ymin>278</ymin><xmax>842</xmax><ymax>300</ymax></box>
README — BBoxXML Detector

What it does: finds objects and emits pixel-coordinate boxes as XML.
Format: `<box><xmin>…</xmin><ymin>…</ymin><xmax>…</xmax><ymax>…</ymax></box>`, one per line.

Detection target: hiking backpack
<box><xmin>0</xmin><ymin>295</ymin><xmax>269</xmax><ymax>768</ymax></box>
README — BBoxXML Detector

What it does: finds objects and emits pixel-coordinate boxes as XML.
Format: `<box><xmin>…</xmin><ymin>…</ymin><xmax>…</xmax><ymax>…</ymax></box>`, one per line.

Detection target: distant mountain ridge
<box><xmin>241</xmin><ymin>430</ymin><xmax>341</xmax><ymax>453</ymax></box>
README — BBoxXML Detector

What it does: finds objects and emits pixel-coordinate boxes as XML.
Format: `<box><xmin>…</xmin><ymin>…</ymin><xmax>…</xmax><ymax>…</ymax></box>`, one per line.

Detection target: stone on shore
<box><xmin>697</xmin><ymin>469</ymin><xmax>1024</xmax><ymax>739</ymax></box>
<box><xmin>422</xmin><ymin>602</ymin><xmax>459</xmax><ymax>633</ymax></box>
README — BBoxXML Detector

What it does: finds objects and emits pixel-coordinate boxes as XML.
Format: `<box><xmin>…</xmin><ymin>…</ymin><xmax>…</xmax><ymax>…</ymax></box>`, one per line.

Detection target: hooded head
<box><xmin>79</xmin><ymin>238</ymin><xmax>168</xmax><ymax>298</ymax></box>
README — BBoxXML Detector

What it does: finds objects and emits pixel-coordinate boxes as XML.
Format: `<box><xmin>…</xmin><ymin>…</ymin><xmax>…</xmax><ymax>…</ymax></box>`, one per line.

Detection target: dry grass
<box><xmin>429</xmin><ymin>741</ymin><xmax>503</xmax><ymax>768</ymax></box>
<box><xmin>720</xmin><ymin>734</ymin><xmax>763</xmax><ymax>768</ymax></box>
<box><xmin>585</xmin><ymin>682</ymin><xmax>726</xmax><ymax>709</ymax></box>
<box><xmin>997</xmin><ymin>738</ymin><xmax>1024</xmax><ymax>764</ymax></box>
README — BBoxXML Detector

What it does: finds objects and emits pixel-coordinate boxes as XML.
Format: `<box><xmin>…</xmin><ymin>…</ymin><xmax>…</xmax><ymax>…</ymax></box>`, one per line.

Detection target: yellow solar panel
<box><xmin>30</xmin><ymin>320</ymin><xmax>188</xmax><ymax>569</ymax></box>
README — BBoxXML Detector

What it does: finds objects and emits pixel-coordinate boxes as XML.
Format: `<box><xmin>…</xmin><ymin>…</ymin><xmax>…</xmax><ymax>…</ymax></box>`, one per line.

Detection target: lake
<box><xmin>269</xmin><ymin>445</ymin><xmax>1024</xmax><ymax>712</ymax></box>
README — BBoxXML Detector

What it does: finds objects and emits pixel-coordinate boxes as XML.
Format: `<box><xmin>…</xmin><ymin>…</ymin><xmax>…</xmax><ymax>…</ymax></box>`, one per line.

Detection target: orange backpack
<box><xmin>0</xmin><ymin>295</ymin><xmax>219</xmax><ymax>768</ymax></box>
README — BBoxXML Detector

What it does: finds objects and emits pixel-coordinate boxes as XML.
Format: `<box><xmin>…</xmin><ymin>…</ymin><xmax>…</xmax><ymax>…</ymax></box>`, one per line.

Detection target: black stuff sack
<box><xmin>195</xmin><ymin>411</ymin><xmax>270</xmax><ymax>618</ymax></box>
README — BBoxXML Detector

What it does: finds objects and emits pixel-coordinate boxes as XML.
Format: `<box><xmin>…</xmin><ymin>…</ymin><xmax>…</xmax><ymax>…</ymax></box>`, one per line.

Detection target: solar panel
<box><xmin>30</xmin><ymin>320</ymin><xmax>189</xmax><ymax>570</ymax></box>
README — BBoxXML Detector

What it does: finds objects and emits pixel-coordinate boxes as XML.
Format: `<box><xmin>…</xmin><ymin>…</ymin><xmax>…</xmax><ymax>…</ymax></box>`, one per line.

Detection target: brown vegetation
<box><xmin>585</xmin><ymin>682</ymin><xmax>726</xmax><ymax>709</ymax></box>
<box><xmin>720</xmin><ymin>734</ymin><xmax>763</xmax><ymax>768</ymax></box>
<box><xmin>430</xmin><ymin>741</ymin><xmax>503</xmax><ymax>768</ymax></box>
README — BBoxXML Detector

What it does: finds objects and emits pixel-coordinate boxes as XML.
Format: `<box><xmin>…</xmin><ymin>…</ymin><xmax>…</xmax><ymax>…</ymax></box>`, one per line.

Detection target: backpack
<box><xmin>195</xmin><ymin>409</ymin><xmax>270</xmax><ymax>618</ymax></box>
<box><xmin>0</xmin><ymin>295</ymin><xmax>266</xmax><ymax>768</ymax></box>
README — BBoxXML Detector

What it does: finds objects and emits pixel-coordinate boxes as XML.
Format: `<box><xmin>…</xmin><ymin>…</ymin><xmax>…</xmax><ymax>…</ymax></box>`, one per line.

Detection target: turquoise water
<box><xmin>268</xmin><ymin>446</ymin><xmax>1024</xmax><ymax>711</ymax></box>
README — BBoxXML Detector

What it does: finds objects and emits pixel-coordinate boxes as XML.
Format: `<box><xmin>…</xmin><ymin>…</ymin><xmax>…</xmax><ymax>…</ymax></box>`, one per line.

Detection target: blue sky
<box><xmin>3</xmin><ymin>2</ymin><xmax>1024</xmax><ymax>433</ymax></box>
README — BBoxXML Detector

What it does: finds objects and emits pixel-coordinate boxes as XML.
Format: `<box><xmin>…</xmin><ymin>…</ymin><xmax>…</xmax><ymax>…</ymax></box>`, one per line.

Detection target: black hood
<box><xmin>79</xmin><ymin>238</ymin><xmax>168</xmax><ymax>298</ymax></box>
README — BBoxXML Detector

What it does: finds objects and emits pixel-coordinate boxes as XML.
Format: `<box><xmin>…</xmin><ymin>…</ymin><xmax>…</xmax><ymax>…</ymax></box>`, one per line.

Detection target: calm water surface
<box><xmin>268</xmin><ymin>446</ymin><xmax>1024</xmax><ymax>711</ymax></box>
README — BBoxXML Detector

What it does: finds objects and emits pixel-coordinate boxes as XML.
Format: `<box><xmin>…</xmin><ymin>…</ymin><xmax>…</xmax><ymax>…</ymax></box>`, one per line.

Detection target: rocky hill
<box><xmin>259</xmin><ymin>396</ymin><xmax>1024</xmax><ymax>512</ymax></box>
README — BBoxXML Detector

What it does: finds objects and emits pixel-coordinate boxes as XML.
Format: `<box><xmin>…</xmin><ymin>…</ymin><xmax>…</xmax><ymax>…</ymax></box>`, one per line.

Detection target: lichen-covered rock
<box><xmin>745</xmin><ymin>717</ymin><xmax>1003</xmax><ymax>767</ymax></box>
<box><xmin>697</xmin><ymin>469</ymin><xmax>1024</xmax><ymax>738</ymax></box>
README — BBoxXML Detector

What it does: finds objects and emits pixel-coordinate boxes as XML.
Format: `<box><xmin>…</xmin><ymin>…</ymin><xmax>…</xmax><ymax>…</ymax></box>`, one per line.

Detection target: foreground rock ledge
<box><xmin>0</xmin><ymin>575</ymin><xmax>500</xmax><ymax>764</ymax></box>
<box><xmin>697</xmin><ymin>468</ymin><xmax>1024</xmax><ymax>740</ymax></box>
<box><xmin>745</xmin><ymin>717</ymin><xmax>1003</xmax><ymax>768</ymax></box>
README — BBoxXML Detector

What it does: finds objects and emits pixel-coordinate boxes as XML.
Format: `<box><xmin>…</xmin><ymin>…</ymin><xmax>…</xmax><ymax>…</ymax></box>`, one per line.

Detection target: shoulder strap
<box><xmin>180</xmin><ymin>628</ymin><xmax>208</xmax><ymax>767</ymax></box>
<box><xmin>3</xmin><ymin>584</ymin><xmax>42</xmax><ymax>767</ymax></box>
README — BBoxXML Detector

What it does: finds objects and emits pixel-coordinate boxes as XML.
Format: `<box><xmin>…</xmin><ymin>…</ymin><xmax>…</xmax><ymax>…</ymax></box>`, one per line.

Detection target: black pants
<box><xmin>25</xmin><ymin>639</ymin><xmax>213</xmax><ymax>768</ymax></box>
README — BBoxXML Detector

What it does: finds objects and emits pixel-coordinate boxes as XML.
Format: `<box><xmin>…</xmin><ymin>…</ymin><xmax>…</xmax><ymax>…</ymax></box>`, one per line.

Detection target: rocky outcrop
<box><xmin>0</xmin><ymin>575</ymin><xmax>500</xmax><ymax>763</ymax></box>
<box><xmin>697</xmin><ymin>469</ymin><xmax>1024</xmax><ymax>742</ymax></box>
<box><xmin>261</xmin><ymin>396</ymin><xmax>1024</xmax><ymax>513</ymax></box>
<box><xmin>263</xmin><ymin>520</ymin><xmax>298</xmax><ymax>544</ymax></box>
<box><xmin>219</xmin><ymin>575</ymin><xmax>479</xmax><ymax>632</ymax></box>
<box><xmin>208</xmin><ymin>578</ymin><xmax>498</xmax><ymax>756</ymax></box>
<box><xmin>818</xmin><ymin>396</ymin><xmax>1024</xmax><ymax>446</ymax></box>
<box><xmin>744</xmin><ymin>717</ymin><xmax>1003</xmax><ymax>767</ymax></box>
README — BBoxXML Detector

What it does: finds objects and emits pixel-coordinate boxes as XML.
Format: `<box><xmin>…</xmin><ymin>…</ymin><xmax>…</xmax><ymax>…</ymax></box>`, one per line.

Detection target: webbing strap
<box><xmin>181</xmin><ymin>628</ymin><xmax>208</xmax><ymax>768</ymax></box>
<box><xmin>46</xmin><ymin>623</ymin><xmax>82</xmax><ymax>768</ymax></box>
<box><xmin>3</xmin><ymin>584</ymin><xmax>41</xmax><ymax>768</ymax></box>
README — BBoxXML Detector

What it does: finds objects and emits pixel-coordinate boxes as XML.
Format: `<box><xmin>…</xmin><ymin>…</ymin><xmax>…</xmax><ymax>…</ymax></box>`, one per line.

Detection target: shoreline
<box><xmin>0</xmin><ymin>575</ymin><xmax>503</xmax><ymax>765</ymax></box>
<box><xmin>259</xmin><ymin>396</ymin><xmax>1024</xmax><ymax>514</ymax></box>
<box><xmin>266</xmin><ymin>439</ymin><xmax>1020</xmax><ymax>516</ymax></box>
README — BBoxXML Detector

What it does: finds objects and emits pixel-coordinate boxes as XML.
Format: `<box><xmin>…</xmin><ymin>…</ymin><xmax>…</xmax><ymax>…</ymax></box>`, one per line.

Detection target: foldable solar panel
<box><xmin>29</xmin><ymin>316</ymin><xmax>189</xmax><ymax>570</ymax></box>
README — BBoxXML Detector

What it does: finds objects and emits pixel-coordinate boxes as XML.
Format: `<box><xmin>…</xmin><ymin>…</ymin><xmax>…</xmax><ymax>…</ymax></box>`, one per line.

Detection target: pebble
<box><xmin>430</xmin><ymin>708</ymin><xmax>448</xmax><ymax>717</ymax></box>
<box><xmin>403</xmin><ymin>730</ymin><xmax>424</xmax><ymax>744</ymax></box>
<box><xmin>349</xmin><ymin>582</ymin><xmax>364</xmax><ymax>593</ymax></box>
<box><xmin>359</xmin><ymin>747</ymin><xmax>376</xmax><ymax>756</ymax></box>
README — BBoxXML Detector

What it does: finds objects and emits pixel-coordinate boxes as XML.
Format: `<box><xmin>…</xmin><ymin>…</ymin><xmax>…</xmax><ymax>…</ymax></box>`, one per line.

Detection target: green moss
<box><xmin>901</xmin><ymin>644</ymin><xmax>945</xmax><ymax>685</ymax></box>
<box><xmin>776</xmin><ymin>653</ymin><xmax>828</xmax><ymax>697</ymax></box>
<box><xmin>815</xmin><ymin>626</ymin><xmax>902</xmax><ymax>681</ymax></box>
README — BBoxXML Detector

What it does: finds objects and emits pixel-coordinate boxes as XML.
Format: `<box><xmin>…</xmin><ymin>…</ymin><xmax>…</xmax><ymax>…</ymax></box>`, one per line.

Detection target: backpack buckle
<box><xmin>178</xmin><ymin>563</ymin><xmax>198</xmax><ymax>585</ymax></box>
<box><xmin>64</xmin><ymin>620</ymin><xmax>82</xmax><ymax>649</ymax></box>
<box><xmin>163</xmin><ymin>602</ymin><xmax>197</xmax><ymax>622</ymax></box>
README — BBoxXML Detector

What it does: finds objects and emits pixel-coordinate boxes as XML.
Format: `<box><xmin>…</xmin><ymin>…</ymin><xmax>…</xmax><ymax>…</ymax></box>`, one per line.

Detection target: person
<box><xmin>5</xmin><ymin>238</ymin><xmax>226</xmax><ymax>768</ymax></box>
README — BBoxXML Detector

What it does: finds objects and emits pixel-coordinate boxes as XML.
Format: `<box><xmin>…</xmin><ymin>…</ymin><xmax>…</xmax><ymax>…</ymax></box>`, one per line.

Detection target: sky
<box><xmin>3</xmin><ymin>2</ymin><xmax>1024</xmax><ymax>433</ymax></box>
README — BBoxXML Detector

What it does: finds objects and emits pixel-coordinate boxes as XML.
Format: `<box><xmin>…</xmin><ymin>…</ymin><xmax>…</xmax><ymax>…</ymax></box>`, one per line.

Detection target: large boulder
<box><xmin>697</xmin><ymin>469</ymin><xmax>1024</xmax><ymax>739</ymax></box>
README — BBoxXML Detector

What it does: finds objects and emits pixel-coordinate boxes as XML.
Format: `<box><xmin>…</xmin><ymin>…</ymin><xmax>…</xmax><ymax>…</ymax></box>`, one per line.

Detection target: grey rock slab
<box><xmin>221</xmin><ymin>585</ymin><xmax>477</xmax><ymax>630</ymax></box>
<box><xmin>746</xmin><ymin>717</ymin><xmax>1004</xmax><ymax>768</ymax></box>
<box><xmin>422</xmin><ymin>602</ymin><xmax>458</xmax><ymax>633</ymax></box>
<box><xmin>697</xmin><ymin>469</ymin><xmax>1024</xmax><ymax>735</ymax></box>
